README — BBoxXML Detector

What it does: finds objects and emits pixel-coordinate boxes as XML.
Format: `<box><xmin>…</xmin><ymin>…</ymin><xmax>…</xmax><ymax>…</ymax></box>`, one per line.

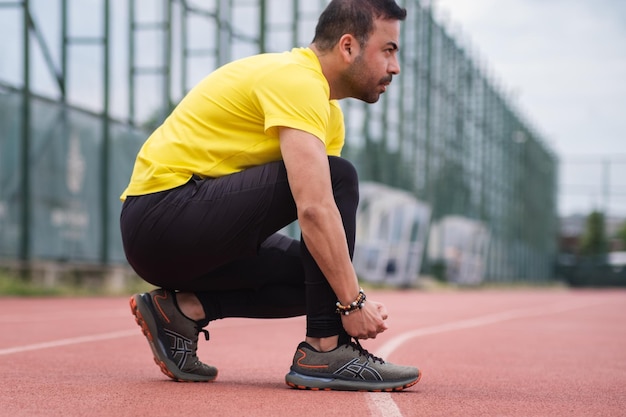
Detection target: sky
<box><xmin>432</xmin><ymin>0</ymin><xmax>626</xmax><ymax>217</ymax></box>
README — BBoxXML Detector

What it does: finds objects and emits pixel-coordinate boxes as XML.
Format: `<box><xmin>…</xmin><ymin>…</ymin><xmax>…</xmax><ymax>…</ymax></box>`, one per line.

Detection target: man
<box><xmin>121</xmin><ymin>0</ymin><xmax>420</xmax><ymax>391</ymax></box>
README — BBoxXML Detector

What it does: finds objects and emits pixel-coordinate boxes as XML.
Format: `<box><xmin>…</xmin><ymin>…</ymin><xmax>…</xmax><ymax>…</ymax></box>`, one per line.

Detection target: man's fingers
<box><xmin>377</xmin><ymin>303</ymin><xmax>389</xmax><ymax>320</ymax></box>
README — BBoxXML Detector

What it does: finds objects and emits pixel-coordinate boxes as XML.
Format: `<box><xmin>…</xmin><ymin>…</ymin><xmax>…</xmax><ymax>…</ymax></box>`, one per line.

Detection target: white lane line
<box><xmin>367</xmin><ymin>392</ymin><xmax>404</xmax><ymax>417</ymax></box>
<box><xmin>0</xmin><ymin>329</ymin><xmax>137</xmax><ymax>356</ymax></box>
<box><xmin>0</xmin><ymin>314</ymin><xmax>304</xmax><ymax>358</ymax></box>
<box><xmin>0</xmin><ymin>316</ymin><xmax>303</xmax><ymax>357</ymax></box>
<box><xmin>0</xmin><ymin>298</ymin><xmax>609</xmax><ymax>417</ymax></box>
<box><xmin>367</xmin><ymin>300</ymin><xmax>608</xmax><ymax>417</ymax></box>
<box><xmin>0</xmin><ymin>310</ymin><xmax>129</xmax><ymax>323</ymax></box>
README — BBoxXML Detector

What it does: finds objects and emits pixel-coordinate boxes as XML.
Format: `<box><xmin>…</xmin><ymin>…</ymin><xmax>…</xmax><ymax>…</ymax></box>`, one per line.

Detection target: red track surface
<box><xmin>1</xmin><ymin>289</ymin><xmax>625</xmax><ymax>416</ymax></box>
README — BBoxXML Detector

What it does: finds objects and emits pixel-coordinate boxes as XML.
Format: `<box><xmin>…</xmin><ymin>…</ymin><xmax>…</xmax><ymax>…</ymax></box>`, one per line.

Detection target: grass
<box><xmin>0</xmin><ymin>272</ymin><xmax>69</xmax><ymax>296</ymax></box>
<box><xmin>0</xmin><ymin>267</ymin><xmax>565</xmax><ymax>298</ymax></box>
<box><xmin>0</xmin><ymin>269</ymin><xmax>155</xmax><ymax>297</ymax></box>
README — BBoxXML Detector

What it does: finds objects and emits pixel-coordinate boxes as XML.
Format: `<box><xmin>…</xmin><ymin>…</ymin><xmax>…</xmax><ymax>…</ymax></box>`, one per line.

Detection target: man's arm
<box><xmin>279</xmin><ymin>127</ymin><xmax>387</xmax><ymax>339</ymax></box>
<box><xmin>280</xmin><ymin>127</ymin><xmax>358</xmax><ymax>302</ymax></box>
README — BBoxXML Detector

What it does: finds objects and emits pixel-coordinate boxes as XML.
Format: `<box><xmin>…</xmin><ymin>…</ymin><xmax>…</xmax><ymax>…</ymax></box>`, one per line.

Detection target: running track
<box><xmin>1</xmin><ymin>289</ymin><xmax>625</xmax><ymax>416</ymax></box>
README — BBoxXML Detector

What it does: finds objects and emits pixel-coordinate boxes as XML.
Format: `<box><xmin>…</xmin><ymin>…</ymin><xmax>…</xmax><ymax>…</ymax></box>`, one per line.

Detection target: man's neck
<box><xmin>310</xmin><ymin>43</ymin><xmax>347</xmax><ymax>101</ymax></box>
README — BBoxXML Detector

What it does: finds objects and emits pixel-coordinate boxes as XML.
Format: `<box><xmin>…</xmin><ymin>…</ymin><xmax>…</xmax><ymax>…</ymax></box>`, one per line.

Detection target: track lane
<box><xmin>0</xmin><ymin>289</ymin><xmax>624</xmax><ymax>417</ymax></box>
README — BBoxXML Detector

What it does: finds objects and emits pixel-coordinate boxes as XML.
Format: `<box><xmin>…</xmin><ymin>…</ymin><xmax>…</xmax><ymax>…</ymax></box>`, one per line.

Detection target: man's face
<box><xmin>344</xmin><ymin>18</ymin><xmax>401</xmax><ymax>103</ymax></box>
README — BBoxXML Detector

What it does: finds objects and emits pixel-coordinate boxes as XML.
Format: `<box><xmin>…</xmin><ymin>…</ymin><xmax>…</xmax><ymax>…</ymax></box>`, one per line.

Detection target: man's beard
<box><xmin>344</xmin><ymin>55</ymin><xmax>392</xmax><ymax>104</ymax></box>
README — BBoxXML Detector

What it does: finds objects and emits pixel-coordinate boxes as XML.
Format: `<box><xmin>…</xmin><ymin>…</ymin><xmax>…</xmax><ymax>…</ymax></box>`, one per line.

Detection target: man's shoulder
<box><xmin>230</xmin><ymin>48</ymin><xmax>316</xmax><ymax>72</ymax></box>
<box><xmin>204</xmin><ymin>48</ymin><xmax>328</xmax><ymax>105</ymax></box>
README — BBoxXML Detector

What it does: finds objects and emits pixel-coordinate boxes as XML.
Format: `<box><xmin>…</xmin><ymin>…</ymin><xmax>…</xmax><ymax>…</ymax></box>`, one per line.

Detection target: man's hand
<box><xmin>340</xmin><ymin>300</ymin><xmax>389</xmax><ymax>339</ymax></box>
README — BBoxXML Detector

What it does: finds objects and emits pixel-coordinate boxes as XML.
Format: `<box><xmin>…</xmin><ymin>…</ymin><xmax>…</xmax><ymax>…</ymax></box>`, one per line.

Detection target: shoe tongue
<box><xmin>299</xmin><ymin>341</ymin><xmax>317</xmax><ymax>350</ymax></box>
<box><xmin>196</xmin><ymin>318</ymin><xmax>210</xmax><ymax>328</ymax></box>
<box><xmin>337</xmin><ymin>331</ymin><xmax>351</xmax><ymax>346</ymax></box>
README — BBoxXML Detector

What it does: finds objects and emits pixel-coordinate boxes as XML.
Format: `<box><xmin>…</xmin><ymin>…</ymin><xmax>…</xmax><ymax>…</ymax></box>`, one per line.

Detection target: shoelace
<box><xmin>190</xmin><ymin>327</ymin><xmax>211</xmax><ymax>369</ymax></box>
<box><xmin>199</xmin><ymin>328</ymin><xmax>210</xmax><ymax>341</ymax></box>
<box><xmin>350</xmin><ymin>338</ymin><xmax>385</xmax><ymax>364</ymax></box>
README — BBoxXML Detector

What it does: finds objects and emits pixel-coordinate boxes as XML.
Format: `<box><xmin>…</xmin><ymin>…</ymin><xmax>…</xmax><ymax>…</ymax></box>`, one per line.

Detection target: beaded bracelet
<box><xmin>335</xmin><ymin>288</ymin><xmax>367</xmax><ymax>315</ymax></box>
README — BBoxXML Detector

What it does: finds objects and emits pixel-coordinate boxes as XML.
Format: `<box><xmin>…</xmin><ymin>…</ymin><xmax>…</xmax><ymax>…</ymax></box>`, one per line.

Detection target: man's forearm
<box><xmin>298</xmin><ymin>202</ymin><xmax>360</xmax><ymax>305</ymax></box>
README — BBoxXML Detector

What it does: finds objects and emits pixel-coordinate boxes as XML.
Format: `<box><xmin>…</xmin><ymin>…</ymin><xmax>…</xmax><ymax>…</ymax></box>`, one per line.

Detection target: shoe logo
<box><xmin>295</xmin><ymin>348</ymin><xmax>329</xmax><ymax>369</ymax></box>
<box><xmin>334</xmin><ymin>358</ymin><xmax>383</xmax><ymax>381</ymax></box>
<box><xmin>153</xmin><ymin>291</ymin><xmax>171</xmax><ymax>324</ymax></box>
<box><xmin>165</xmin><ymin>329</ymin><xmax>194</xmax><ymax>368</ymax></box>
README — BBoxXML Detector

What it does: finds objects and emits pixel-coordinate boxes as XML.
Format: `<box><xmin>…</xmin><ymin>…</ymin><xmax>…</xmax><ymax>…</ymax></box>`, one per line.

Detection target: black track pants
<box><xmin>120</xmin><ymin>156</ymin><xmax>359</xmax><ymax>338</ymax></box>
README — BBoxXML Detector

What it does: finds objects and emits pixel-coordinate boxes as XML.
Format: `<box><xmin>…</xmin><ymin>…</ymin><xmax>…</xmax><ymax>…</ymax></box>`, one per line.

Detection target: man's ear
<box><xmin>338</xmin><ymin>34</ymin><xmax>358</xmax><ymax>62</ymax></box>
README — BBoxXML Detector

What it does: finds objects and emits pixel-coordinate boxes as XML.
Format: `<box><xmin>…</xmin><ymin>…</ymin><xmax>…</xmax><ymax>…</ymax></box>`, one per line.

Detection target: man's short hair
<box><xmin>313</xmin><ymin>0</ymin><xmax>407</xmax><ymax>51</ymax></box>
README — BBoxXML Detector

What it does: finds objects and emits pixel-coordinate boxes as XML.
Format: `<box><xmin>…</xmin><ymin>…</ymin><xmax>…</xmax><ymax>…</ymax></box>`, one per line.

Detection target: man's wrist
<box><xmin>336</xmin><ymin>288</ymin><xmax>366</xmax><ymax>315</ymax></box>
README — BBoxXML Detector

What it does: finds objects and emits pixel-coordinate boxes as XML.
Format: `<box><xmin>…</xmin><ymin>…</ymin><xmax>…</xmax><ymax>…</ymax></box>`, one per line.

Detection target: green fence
<box><xmin>0</xmin><ymin>0</ymin><xmax>558</xmax><ymax>282</ymax></box>
<box><xmin>341</xmin><ymin>5</ymin><xmax>558</xmax><ymax>281</ymax></box>
<box><xmin>0</xmin><ymin>86</ymin><xmax>143</xmax><ymax>264</ymax></box>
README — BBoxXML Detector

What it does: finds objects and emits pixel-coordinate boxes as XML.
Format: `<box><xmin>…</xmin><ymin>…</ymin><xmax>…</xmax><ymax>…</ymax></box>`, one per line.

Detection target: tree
<box><xmin>616</xmin><ymin>220</ymin><xmax>626</xmax><ymax>250</ymax></box>
<box><xmin>579</xmin><ymin>211</ymin><xmax>608</xmax><ymax>255</ymax></box>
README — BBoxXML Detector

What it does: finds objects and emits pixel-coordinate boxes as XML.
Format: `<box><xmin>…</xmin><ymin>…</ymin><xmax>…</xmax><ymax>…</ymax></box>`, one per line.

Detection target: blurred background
<box><xmin>0</xmin><ymin>0</ymin><xmax>624</xmax><ymax>292</ymax></box>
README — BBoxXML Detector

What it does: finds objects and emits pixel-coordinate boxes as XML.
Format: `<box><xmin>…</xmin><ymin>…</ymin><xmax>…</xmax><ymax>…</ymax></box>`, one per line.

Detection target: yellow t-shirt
<box><xmin>120</xmin><ymin>47</ymin><xmax>345</xmax><ymax>200</ymax></box>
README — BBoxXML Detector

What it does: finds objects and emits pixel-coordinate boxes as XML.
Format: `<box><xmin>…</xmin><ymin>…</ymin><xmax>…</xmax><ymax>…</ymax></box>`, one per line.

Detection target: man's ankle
<box><xmin>175</xmin><ymin>292</ymin><xmax>206</xmax><ymax>322</ymax></box>
<box><xmin>305</xmin><ymin>335</ymin><xmax>339</xmax><ymax>352</ymax></box>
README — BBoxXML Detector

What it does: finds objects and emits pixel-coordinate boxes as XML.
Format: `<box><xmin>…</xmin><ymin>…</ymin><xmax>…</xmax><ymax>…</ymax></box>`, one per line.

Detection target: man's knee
<box><xmin>328</xmin><ymin>156</ymin><xmax>359</xmax><ymax>195</ymax></box>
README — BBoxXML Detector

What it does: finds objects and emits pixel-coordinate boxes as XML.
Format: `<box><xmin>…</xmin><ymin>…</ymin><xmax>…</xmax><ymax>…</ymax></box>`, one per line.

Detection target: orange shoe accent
<box><xmin>153</xmin><ymin>291</ymin><xmax>171</xmax><ymax>324</ymax></box>
<box><xmin>129</xmin><ymin>297</ymin><xmax>154</xmax><ymax>342</ymax></box>
<box><xmin>295</xmin><ymin>348</ymin><xmax>329</xmax><ymax>369</ymax></box>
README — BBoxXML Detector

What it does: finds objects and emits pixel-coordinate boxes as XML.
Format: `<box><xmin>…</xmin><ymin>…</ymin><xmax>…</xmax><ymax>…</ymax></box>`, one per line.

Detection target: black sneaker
<box><xmin>285</xmin><ymin>339</ymin><xmax>421</xmax><ymax>391</ymax></box>
<box><xmin>130</xmin><ymin>289</ymin><xmax>218</xmax><ymax>382</ymax></box>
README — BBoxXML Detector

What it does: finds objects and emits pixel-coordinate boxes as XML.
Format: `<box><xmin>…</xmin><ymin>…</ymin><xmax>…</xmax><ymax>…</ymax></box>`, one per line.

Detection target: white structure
<box><xmin>608</xmin><ymin>252</ymin><xmax>626</xmax><ymax>273</ymax></box>
<box><xmin>428</xmin><ymin>216</ymin><xmax>490</xmax><ymax>285</ymax></box>
<box><xmin>353</xmin><ymin>182</ymin><xmax>431</xmax><ymax>287</ymax></box>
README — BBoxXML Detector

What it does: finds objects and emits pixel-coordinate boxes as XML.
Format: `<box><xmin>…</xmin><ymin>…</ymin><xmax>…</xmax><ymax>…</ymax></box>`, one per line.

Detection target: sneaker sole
<box><xmin>285</xmin><ymin>370</ymin><xmax>421</xmax><ymax>392</ymax></box>
<box><xmin>129</xmin><ymin>294</ymin><xmax>217</xmax><ymax>383</ymax></box>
